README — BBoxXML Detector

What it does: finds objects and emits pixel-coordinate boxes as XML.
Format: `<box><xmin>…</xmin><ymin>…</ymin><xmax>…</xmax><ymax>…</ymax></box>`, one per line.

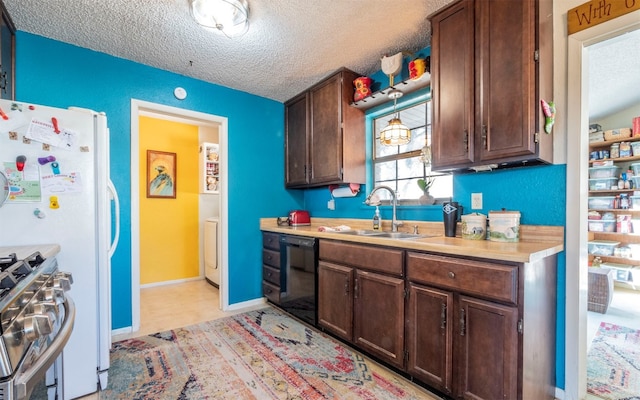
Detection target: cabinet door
<box><xmin>406</xmin><ymin>283</ymin><xmax>454</xmax><ymax>395</ymax></box>
<box><xmin>431</xmin><ymin>0</ymin><xmax>475</xmax><ymax>169</ymax></box>
<box><xmin>455</xmin><ymin>295</ymin><xmax>518</xmax><ymax>400</ymax></box>
<box><xmin>285</xmin><ymin>92</ymin><xmax>309</xmax><ymax>187</ymax></box>
<box><xmin>353</xmin><ymin>270</ymin><xmax>405</xmax><ymax>369</ymax></box>
<box><xmin>317</xmin><ymin>261</ymin><xmax>353</xmax><ymax>341</ymax></box>
<box><xmin>0</xmin><ymin>4</ymin><xmax>14</xmax><ymax>100</ymax></box>
<box><xmin>476</xmin><ymin>0</ymin><xmax>537</xmax><ymax>162</ymax></box>
<box><xmin>309</xmin><ymin>72</ymin><xmax>343</xmax><ymax>185</ymax></box>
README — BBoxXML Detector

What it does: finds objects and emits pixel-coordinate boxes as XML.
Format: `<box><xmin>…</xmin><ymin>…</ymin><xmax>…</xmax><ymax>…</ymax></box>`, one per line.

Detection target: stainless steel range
<box><xmin>0</xmin><ymin>252</ymin><xmax>74</xmax><ymax>400</ymax></box>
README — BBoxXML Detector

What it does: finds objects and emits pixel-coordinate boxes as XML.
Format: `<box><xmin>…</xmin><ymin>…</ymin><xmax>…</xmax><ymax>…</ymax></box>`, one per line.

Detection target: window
<box><xmin>372</xmin><ymin>99</ymin><xmax>452</xmax><ymax>203</ymax></box>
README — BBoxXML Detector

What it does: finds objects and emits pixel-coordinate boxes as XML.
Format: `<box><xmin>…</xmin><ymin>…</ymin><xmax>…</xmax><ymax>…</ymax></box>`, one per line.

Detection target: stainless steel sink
<box><xmin>335</xmin><ymin>230</ymin><xmax>433</xmax><ymax>240</ymax></box>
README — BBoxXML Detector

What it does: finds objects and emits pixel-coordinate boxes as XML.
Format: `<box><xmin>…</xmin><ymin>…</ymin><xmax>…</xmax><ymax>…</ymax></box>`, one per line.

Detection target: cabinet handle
<box><xmin>460</xmin><ymin>308</ymin><xmax>466</xmax><ymax>336</ymax></box>
<box><xmin>463</xmin><ymin>130</ymin><xmax>469</xmax><ymax>152</ymax></box>
<box><xmin>344</xmin><ymin>278</ymin><xmax>350</xmax><ymax>295</ymax></box>
<box><xmin>482</xmin><ymin>125</ymin><xmax>488</xmax><ymax>149</ymax></box>
<box><xmin>440</xmin><ymin>303</ymin><xmax>447</xmax><ymax>330</ymax></box>
<box><xmin>354</xmin><ymin>278</ymin><xmax>358</xmax><ymax>299</ymax></box>
<box><xmin>448</xmin><ymin>271</ymin><xmax>455</xmax><ymax>279</ymax></box>
<box><xmin>266</xmin><ymin>271</ymin><xmax>272</xmax><ymax>277</ymax></box>
<box><xmin>266</xmin><ymin>254</ymin><xmax>272</xmax><ymax>261</ymax></box>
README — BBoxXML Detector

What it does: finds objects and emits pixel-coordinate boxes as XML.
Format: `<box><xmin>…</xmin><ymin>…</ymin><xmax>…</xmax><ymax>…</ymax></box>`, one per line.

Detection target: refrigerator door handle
<box><xmin>107</xmin><ymin>180</ymin><xmax>120</xmax><ymax>258</ymax></box>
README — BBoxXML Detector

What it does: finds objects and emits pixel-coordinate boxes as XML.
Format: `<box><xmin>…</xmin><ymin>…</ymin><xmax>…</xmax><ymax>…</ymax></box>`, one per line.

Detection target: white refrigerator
<box><xmin>0</xmin><ymin>99</ymin><xmax>119</xmax><ymax>399</ymax></box>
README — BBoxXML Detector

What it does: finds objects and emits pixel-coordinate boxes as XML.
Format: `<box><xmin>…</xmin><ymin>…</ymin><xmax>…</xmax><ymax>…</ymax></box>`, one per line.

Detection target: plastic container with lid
<box><xmin>488</xmin><ymin>210</ymin><xmax>520</xmax><ymax>242</ymax></box>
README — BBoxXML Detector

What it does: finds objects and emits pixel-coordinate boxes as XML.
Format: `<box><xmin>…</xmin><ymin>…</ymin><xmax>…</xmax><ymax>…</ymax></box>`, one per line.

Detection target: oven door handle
<box><xmin>13</xmin><ymin>297</ymin><xmax>76</xmax><ymax>400</ymax></box>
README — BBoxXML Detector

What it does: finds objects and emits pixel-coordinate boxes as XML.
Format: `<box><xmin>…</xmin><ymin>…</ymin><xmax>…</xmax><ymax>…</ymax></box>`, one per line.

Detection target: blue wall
<box><xmin>15</xmin><ymin>32</ymin><xmax>303</xmax><ymax>328</ymax></box>
<box><xmin>16</xmin><ymin>34</ymin><xmax>567</xmax><ymax>388</ymax></box>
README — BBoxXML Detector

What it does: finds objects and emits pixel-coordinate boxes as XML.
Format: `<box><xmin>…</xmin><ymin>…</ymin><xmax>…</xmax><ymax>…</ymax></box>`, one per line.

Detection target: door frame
<box><xmin>565</xmin><ymin>10</ymin><xmax>640</xmax><ymax>400</ymax></box>
<box><xmin>130</xmin><ymin>99</ymin><xmax>229</xmax><ymax>332</ymax></box>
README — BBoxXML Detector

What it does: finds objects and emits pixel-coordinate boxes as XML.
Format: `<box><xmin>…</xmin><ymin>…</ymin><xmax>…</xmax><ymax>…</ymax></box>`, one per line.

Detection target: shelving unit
<box><xmin>588</xmin><ymin>136</ymin><xmax>640</xmax><ymax>276</ymax></box>
<box><xmin>350</xmin><ymin>73</ymin><xmax>431</xmax><ymax>110</ymax></box>
<box><xmin>199</xmin><ymin>142</ymin><xmax>219</xmax><ymax>194</ymax></box>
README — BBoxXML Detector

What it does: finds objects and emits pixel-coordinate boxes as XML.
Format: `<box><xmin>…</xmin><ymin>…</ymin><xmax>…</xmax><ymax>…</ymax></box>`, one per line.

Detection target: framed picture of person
<box><xmin>147</xmin><ymin>150</ymin><xmax>176</xmax><ymax>199</ymax></box>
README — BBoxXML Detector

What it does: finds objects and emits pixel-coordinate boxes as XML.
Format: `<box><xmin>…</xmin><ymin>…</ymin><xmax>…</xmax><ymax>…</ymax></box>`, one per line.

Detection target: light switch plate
<box><xmin>327</xmin><ymin>199</ymin><xmax>335</xmax><ymax>210</ymax></box>
<box><xmin>471</xmin><ymin>193</ymin><xmax>483</xmax><ymax>210</ymax></box>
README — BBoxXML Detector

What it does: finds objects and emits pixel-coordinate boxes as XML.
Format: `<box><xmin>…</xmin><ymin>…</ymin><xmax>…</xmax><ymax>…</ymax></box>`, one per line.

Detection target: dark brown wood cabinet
<box><xmin>430</xmin><ymin>0</ymin><xmax>553</xmax><ymax>171</ymax></box>
<box><xmin>318</xmin><ymin>240</ymin><xmax>405</xmax><ymax>369</ymax></box>
<box><xmin>284</xmin><ymin>68</ymin><xmax>365</xmax><ymax>188</ymax></box>
<box><xmin>262</xmin><ymin>232</ymin><xmax>282</xmax><ymax>303</ymax></box>
<box><xmin>406</xmin><ymin>252</ymin><xmax>556</xmax><ymax>400</ymax></box>
<box><xmin>0</xmin><ymin>2</ymin><xmax>15</xmax><ymax>100</ymax></box>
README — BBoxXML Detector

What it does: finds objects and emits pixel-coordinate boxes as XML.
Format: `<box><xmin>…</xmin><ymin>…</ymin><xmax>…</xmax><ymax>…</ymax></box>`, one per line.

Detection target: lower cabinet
<box><xmin>309</xmin><ymin>238</ymin><xmax>556</xmax><ymax>400</ymax></box>
<box><xmin>318</xmin><ymin>240</ymin><xmax>405</xmax><ymax>369</ymax></box>
<box><xmin>407</xmin><ymin>251</ymin><xmax>556</xmax><ymax>400</ymax></box>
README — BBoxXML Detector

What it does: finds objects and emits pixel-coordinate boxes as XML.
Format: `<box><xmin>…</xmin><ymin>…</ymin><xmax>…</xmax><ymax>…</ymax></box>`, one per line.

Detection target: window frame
<box><xmin>368</xmin><ymin>92</ymin><xmax>452</xmax><ymax>206</ymax></box>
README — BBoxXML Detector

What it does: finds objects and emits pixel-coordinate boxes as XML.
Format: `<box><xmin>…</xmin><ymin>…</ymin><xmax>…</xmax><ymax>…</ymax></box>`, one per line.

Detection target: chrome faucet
<box><xmin>365</xmin><ymin>185</ymin><xmax>403</xmax><ymax>232</ymax></box>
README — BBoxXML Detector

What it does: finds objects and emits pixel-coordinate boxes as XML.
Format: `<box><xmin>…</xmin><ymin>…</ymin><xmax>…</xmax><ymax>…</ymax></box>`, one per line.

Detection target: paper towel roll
<box><xmin>332</xmin><ymin>187</ymin><xmax>358</xmax><ymax>198</ymax></box>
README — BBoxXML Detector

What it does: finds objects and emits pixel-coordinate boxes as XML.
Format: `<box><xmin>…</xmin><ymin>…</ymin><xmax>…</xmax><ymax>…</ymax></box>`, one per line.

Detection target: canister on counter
<box><xmin>488</xmin><ymin>210</ymin><xmax>521</xmax><ymax>242</ymax></box>
<box><xmin>461</xmin><ymin>213</ymin><xmax>487</xmax><ymax>240</ymax></box>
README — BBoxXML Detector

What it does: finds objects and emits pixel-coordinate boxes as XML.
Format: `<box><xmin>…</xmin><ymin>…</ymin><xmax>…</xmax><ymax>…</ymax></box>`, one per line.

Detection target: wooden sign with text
<box><xmin>568</xmin><ymin>0</ymin><xmax>640</xmax><ymax>35</ymax></box>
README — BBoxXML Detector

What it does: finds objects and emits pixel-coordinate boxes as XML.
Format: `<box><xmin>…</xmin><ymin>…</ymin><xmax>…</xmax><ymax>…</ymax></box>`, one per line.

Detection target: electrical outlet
<box><xmin>471</xmin><ymin>193</ymin><xmax>483</xmax><ymax>210</ymax></box>
<box><xmin>327</xmin><ymin>199</ymin><xmax>335</xmax><ymax>210</ymax></box>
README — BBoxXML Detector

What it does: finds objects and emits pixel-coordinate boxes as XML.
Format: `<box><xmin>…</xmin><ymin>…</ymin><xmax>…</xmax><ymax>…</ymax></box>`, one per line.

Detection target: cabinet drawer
<box><xmin>263</xmin><ymin>265</ymin><xmax>281</xmax><ymax>286</ymax></box>
<box><xmin>407</xmin><ymin>252</ymin><xmax>518</xmax><ymax>305</ymax></box>
<box><xmin>263</xmin><ymin>281</ymin><xmax>281</xmax><ymax>303</ymax></box>
<box><xmin>320</xmin><ymin>240</ymin><xmax>403</xmax><ymax>276</ymax></box>
<box><xmin>263</xmin><ymin>232</ymin><xmax>280</xmax><ymax>251</ymax></box>
<box><xmin>263</xmin><ymin>248</ymin><xmax>280</xmax><ymax>268</ymax></box>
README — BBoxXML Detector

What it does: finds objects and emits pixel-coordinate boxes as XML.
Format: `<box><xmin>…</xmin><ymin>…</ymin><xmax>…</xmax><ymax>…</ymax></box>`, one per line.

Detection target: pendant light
<box><xmin>380</xmin><ymin>89</ymin><xmax>411</xmax><ymax>146</ymax></box>
<box><xmin>190</xmin><ymin>0</ymin><xmax>250</xmax><ymax>37</ymax></box>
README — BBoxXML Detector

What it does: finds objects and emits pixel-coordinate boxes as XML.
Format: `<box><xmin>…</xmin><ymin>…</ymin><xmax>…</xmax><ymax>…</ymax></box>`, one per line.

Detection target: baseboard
<box><xmin>226</xmin><ymin>297</ymin><xmax>267</xmax><ymax>311</ymax></box>
<box><xmin>111</xmin><ymin>326</ymin><xmax>132</xmax><ymax>336</ymax></box>
<box><xmin>140</xmin><ymin>276</ymin><xmax>203</xmax><ymax>289</ymax></box>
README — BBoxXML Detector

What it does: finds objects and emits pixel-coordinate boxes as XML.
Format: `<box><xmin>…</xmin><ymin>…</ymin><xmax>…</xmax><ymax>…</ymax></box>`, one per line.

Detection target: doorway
<box><xmin>566</xmin><ymin>10</ymin><xmax>640</xmax><ymax>400</ymax></box>
<box><xmin>130</xmin><ymin>99</ymin><xmax>229</xmax><ymax>332</ymax></box>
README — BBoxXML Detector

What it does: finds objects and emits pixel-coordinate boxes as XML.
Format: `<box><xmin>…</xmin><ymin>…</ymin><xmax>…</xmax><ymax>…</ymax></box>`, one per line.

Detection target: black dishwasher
<box><xmin>277</xmin><ymin>235</ymin><xmax>318</xmax><ymax>326</ymax></box>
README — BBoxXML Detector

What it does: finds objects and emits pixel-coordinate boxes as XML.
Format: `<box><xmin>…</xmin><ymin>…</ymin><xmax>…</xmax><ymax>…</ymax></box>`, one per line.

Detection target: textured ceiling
<box><xmin>588</xmin><ymin>29</ymin><xmax>640</xmax><ymax>121</ymax></box>
<box><xmin>3</xmin><ymin>0</ymin><xmax>638</xmax><ymax>120</ymax></box>
<box><xmin>3</xmin><ymin>0</ymin><xmax>453</xmax><ymax>102</ymax></box>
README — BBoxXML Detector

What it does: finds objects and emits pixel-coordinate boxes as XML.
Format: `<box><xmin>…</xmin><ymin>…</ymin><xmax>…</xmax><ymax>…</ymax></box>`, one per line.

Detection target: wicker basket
<box><xmin>588</xmin><ymin>267</ymin><xmax>615</xmax><ymax>314</ymax></box>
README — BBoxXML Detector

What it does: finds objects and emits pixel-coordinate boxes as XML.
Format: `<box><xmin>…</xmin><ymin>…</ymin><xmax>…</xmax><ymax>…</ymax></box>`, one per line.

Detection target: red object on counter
<box><xmin>51</xmin><ymin>117</ymin><xmax>60</xmax><ymax>134</ymax></box>
<box><xmin>16</xmin><ymin>155</ymin><xmax>26</xmax><ymax>171</ymax></box>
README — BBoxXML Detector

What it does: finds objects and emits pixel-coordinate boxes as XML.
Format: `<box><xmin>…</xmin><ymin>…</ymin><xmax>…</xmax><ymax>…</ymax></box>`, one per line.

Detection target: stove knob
<box><xmin>17</xmin><ymin>291</ymin><xmax>36</xmax><ymax>307</ymax></box>
<box><xmin>32</xmin><ymin>301</ymin><xmax>59</xmax><ymax>318</ymax></box>
<box><xmin>42</xmin><ymin>287</ymin><xmax>65</xmax><ymax>305</ymax></box>
<box><xmin>22</xmin><ymin>314</ymin><xmax>53</xmax><ymax>341</ymax></box>
<box><xmin>54</xmin><ymin>272</ymin><xmax>73</xmax><ymax>291</ymax></box>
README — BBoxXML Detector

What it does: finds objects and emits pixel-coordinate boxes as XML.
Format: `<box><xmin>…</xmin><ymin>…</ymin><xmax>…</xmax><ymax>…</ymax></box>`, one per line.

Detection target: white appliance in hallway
<box><xmin>204</xmin><ymin>217</ymin><xmax>219</xmax><ymax>286</ymax></box>
<box><xmin>0</xmin><ymin>100</ymin><xmax>119</xmax><ymax>399</ymax></box>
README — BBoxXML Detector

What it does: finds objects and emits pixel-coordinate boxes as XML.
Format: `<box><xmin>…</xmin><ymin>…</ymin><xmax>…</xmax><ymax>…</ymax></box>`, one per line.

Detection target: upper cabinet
<box><xmin>430</xmin><ymin>0</ymin><xmax>553</xmax><ymax>172</ymax></box>
<box><xmin>0</xmin><ymin>2</ymin><xmax>15</xmax><ymax>100</ymax></box>
<box><xmin>285</xmin><ymin>68</ymin><xmax>365</xmax><ymax>188</ymax></box>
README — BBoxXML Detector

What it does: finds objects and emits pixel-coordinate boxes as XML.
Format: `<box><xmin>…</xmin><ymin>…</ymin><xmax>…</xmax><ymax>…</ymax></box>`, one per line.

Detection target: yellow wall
<box><xmin>139</xmin><ymin>116</ymin><xmax>199</xmax><ymax>284</ymax></box>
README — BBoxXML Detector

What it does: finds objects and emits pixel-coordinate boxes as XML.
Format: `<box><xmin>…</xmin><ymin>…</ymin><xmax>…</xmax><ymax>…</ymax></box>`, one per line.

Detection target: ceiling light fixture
<box><xmin>380</xmin><ymin>89</ymin><xmax>411</xmax><ymax>146</ymax></box>
<box><xmin>190</xmin><ymin>0</ymin><xmax>250</xmax><ymax>38</ymax></box>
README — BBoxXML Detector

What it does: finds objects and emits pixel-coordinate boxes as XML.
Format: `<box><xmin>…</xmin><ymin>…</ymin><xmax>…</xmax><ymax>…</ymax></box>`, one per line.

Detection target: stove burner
<box><xmin>0</xmin><ymin>253</ymin><xmax>18</xmax><ymax>272</ymax></box>
<box><xmin>0</xmin><ymin>252</ymin><xmax>46</xmax><ymax>300</ymax></box>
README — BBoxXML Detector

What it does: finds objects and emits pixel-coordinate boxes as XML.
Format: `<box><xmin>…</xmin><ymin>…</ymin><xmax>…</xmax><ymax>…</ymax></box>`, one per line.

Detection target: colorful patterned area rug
<box><xmin>101</xmin><ymin>306</ymin><xmax>438</xmax><ymax>399</ymax></box>
<box><xmin>587</xmin><ymin>322</ymin><xmax>640</xmax><ymax>400</ymax></box>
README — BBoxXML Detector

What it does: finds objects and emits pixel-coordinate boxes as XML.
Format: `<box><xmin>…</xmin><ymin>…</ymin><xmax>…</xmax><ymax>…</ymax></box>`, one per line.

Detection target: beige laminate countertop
<box><xmin>260</xmin><ymin>218</ymin><xmax>564</xmax><ymax>264</ymax></box>
<box><xmin>0</xmin><ymin>244</ymin><xmax>61</xmax><ymax>260</ymax></box>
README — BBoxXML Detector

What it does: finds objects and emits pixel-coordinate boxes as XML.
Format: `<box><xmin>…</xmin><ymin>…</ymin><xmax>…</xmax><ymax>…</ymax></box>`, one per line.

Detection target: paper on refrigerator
<box><xmin>26</xmin><ymin>118</ymin><xmax>78</xmax><ymax>150</ymax></box>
